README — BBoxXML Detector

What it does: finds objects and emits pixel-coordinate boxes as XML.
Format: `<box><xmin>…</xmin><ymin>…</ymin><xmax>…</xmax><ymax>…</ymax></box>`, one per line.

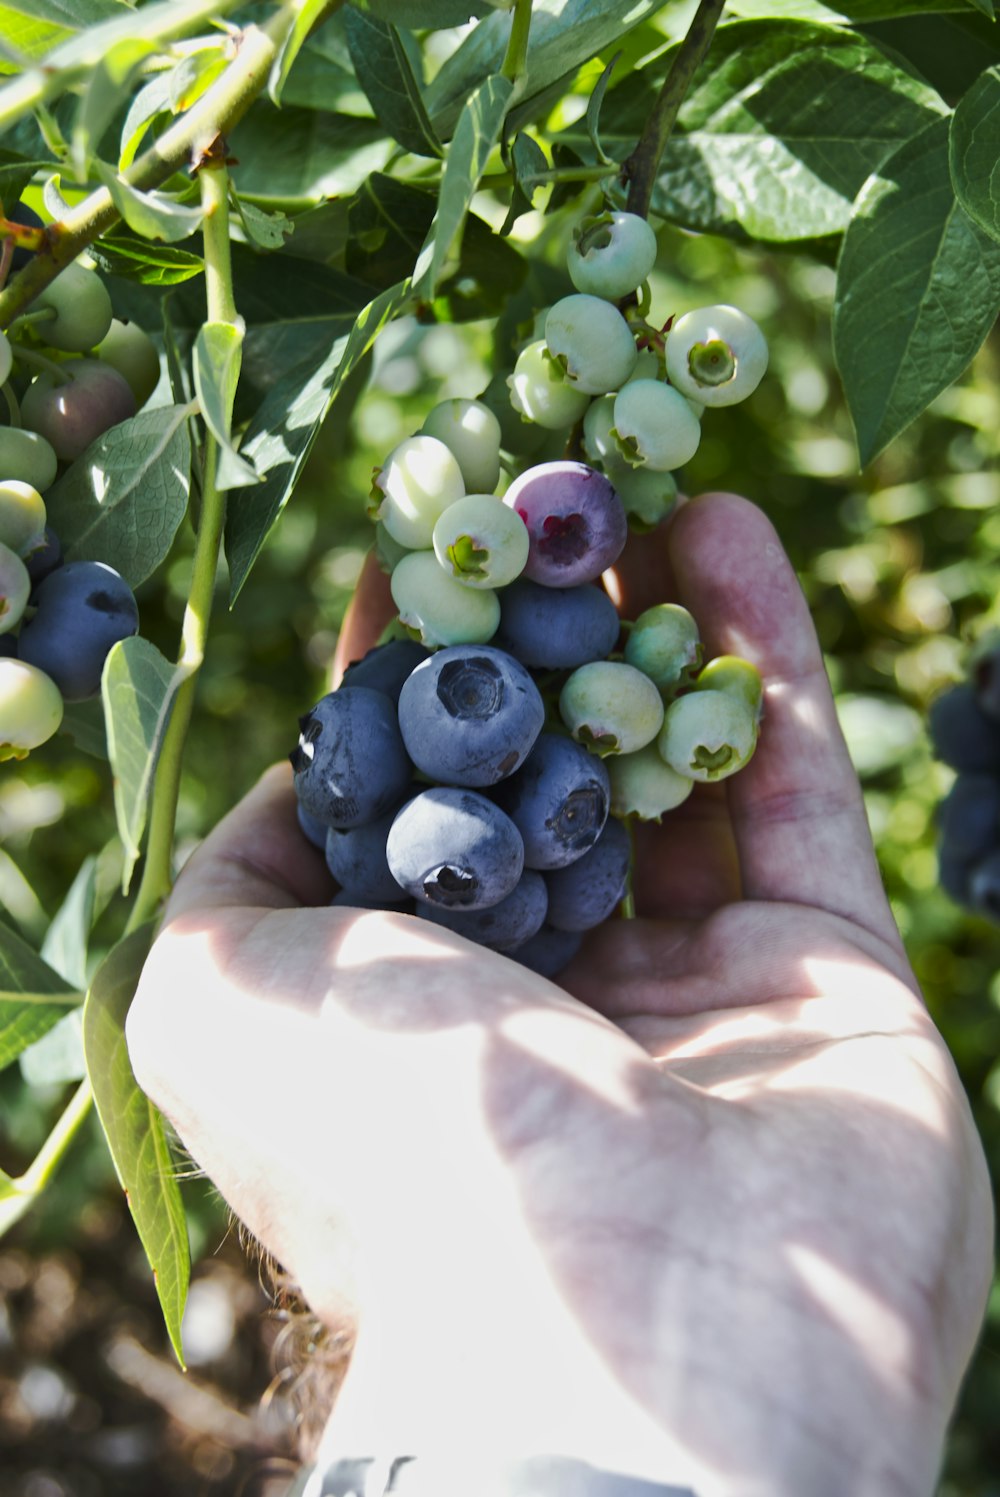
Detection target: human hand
<box><xmin>126</xmin><ymin>494</ymin><xmax>993</xmax><ymax>1497</ymax></box>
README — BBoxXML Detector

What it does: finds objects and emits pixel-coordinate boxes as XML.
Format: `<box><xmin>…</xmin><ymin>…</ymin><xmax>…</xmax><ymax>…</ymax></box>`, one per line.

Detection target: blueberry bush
<box><xmin>1</xmin><ymin>0</ymin><xmax>1000</xmax><ymax>1489</ymax></box>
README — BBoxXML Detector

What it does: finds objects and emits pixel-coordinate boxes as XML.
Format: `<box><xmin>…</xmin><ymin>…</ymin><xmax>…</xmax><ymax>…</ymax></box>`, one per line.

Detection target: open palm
<box><xmin>127</xmin><ymin>494</ymin><xmax>992</xmax><ymax>1496</ymax></box>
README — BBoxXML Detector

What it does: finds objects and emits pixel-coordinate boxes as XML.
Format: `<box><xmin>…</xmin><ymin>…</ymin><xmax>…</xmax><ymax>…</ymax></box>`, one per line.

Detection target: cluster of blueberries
<box><xmin>291</xmin><ymin>210</ymin><xmax>769</xmax><ymax>973</ymax></box>
<box><xmin>1</xmin><ymin>209</ymin><xmax>152</xmax><ymax>759</ymax></box>
<box><xmin>930</xmin><ymin>643</ymin><xmax>1000</xmax><ymax>922</ymax></box>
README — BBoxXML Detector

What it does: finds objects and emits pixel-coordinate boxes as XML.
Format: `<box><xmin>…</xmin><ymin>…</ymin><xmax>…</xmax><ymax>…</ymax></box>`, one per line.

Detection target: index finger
<box><xmin>666</xmin><ymin>493</ymin><xmax>903</xmax><ymax>950</ymax></box>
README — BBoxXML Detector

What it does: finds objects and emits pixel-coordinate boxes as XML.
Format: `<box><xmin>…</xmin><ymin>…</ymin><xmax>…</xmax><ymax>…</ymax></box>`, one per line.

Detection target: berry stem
<box><xmin>624</xmin><ymin>0</ymin><xmax>726</xmax><ymax>221</ymax></box>
<box><xmin>1</xmin><ymin>1078</ymin><xmax>94</xmax><ymax>1236</ymax></box>
<box><xmin>126</xmin><ymin>162</ymin><xmax>238</xmax><ymax>932</ymax></box>
<box><xmin>501</xmin><ymin>0</ymin><xmax>533</xmax><ymax>84</ymax></box>
<box><xmin>9</xmin><ymin>344</ymin><xmax>73</xmax><ymax>383</ymax></box>
<box><xmin>0</xmin><ymin>0</ymin><xmax>341</xmax><ymax>332</ymax></box>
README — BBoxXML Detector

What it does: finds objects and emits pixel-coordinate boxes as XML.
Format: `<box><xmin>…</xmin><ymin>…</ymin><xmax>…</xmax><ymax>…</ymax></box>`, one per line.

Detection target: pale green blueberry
<box><xmin>0</xmin><ymin>540</ymin><xmax>31</xmax><ymax>635</ymax></box>
<box><xmin>371</xmin><ymin>434</ymin><xmax>465</xmax><ymax>550</ymax></box>
<box><xmin>665</xmin><ymin>304</ymin><xmax>768</xmax><ymax>408</ymax></box>
<box><xmin>624</xmin><ymin>603</ymin><xmax>701</xmax><ymax>693</ymax></box>
<box><xmin>612</xmin><ymin>380</ymin><xmax>701</xmax><ymax>471</ymax></box>
<box><xmin>613</xmin><ymin>465</ymin><xmax>678</xmax><ymax>532</ymax></box>
<box><xmin>0</xmin><ymin>329</ymin><xmax>11</xmax><ymax>387</ymax></box>
<box><xmin>544</xmin><ymin>295</ymin><xmax>638</xmax><ymax>396</ymax></box>
<box><xmin>581</xmin><ymin>395</ymin><xmax>620</xmax><ymax>467</ymax></box>
<box><xmin>608</xmin><ymin>743</ymin><xmax>694</xmax><ymax>820</ymax></box>
<box><xmin>95</xmin><ymin>319</ymin><xmax>161</xmax><ymax>409</ymax></box>
<box><xmin>390</xmin><ymin>550</ymin><xmax>500</xmax><ymax>647</ymax></box>
<box><xmin>0</xmin><ymin>428</ymin><xmax>58</xmax><ymax>494</ymax></box>
<box><xmin>695</xmin><ymin>654</ymin><xmax>764</xmax><ymax>722</ymax></box>
<box><xmin>421</xmin><ymin>398</ymin><xmax>502</xmax><ymax>495</ymax></box>
<box><xmin>508</xmin><ymin>340</ymin><xmax>590</xmax><ymax>430</ymax></box>
<box><xmin>559</xmin><ymin>660</ymin><xmax>664</xmax><ymax>756</ymax></box>
<box><xmin>657</xmin><ymin>689</ymin><xmax>758</xmax><ymax>782</ymax></box>
<box><xmin>433</xmin><ymin>493</ymin><xmax>530</xmax><ymax>590</ymax></box>
<box><xmin>0</xmin><ymin>658</ymin><xmax>64</xmax><ymax>760</ymax></box>
<box><xmin>34</xmin><ymin>262</ymin><xmax>114</xmax><ymax>353</ymax></box>
<box><xmin>0</xmin><ymin>479</ymin><xmax>46</xmax><ymax>558</ymax></box>
<box><xmin>623</xmin><ymin>348</ymin><xmax>664</xmax><ymax>384</ymax></box>
<box><xmin>567</xmin><ymin>211</ymin><xmax>658</xmax><ymax>302</ymax></box>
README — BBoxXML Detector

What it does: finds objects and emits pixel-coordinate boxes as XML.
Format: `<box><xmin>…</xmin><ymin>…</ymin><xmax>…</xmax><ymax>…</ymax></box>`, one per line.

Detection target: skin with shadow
<box><xmin>126</xmin><ymin>494</ymin><xmax>994</xmax><ymax>1497</ymax></box>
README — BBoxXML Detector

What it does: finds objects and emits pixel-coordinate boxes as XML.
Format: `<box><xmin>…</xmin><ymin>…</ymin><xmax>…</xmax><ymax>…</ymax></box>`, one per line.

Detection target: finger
<box><xmin>163</xmin><ymin>762</ymin><xmax>334</xmax><ymax>924</ymax></box>
<box><xmin>331</xmin><ymin>548</ymin><xmax>395</xmax><ymax>688</ymax></box>
<box><xmin>666</xmin><ymin>493</ymin><xmax>902</xmax><ymax>948</ymax></box>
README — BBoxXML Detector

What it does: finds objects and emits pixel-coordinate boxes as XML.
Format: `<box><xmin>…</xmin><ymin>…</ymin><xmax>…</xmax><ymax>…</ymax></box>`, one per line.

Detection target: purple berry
<box><xmin>502</xmin><ymin>461</ymin><xmax>627</xmax><ymax>589</ymax></box>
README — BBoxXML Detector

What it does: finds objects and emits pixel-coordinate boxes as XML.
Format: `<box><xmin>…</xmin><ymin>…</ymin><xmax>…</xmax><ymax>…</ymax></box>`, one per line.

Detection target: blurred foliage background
<box><xmin>2</xmin><ymin>21</ymin><xmax>1000</xmax><ymax>1492</ymax></box>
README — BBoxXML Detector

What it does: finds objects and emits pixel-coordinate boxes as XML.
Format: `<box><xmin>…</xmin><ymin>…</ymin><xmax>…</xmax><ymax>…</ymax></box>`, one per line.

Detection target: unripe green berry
<box><xmin>33</xmin><ymin>262</ymin><xmax>114</xmax><ymax>353</ymax></box>
<box><xmin>545</xmin><ymin>295</ymin><xmax>638</xmax><ymax>396</ymax></box>
<box><xmin>0</xmin><ymin>428</ymin><xmax>58</xmax><ymax>493</ymax></box>
<box><xmin>390</xmin><ymin>549</ymin><xmax>500</xmax><ymax>647</ymax></box>
<box><xmin>612</xmin><ymin>380</ymin><xmax>701</xmax><ymax>471</ymax></box>
<box><xmin>560</xmin><ymin>660</ymin><xmax>664</xmax><ymax>756</ymax></box>
<box><xmin>95</xmin><ymin>319</ymin><xmax>161</xmax><ymax>408</ymax></box>
<box><xmin>612</xmin><ymin>465</ymin><xmax>678</xmax><ymax>531</ymax></box>
<box><xmin>0</xmin><ymin>540</ymin><xmax>31</xmax><ymax>635</ymax></box>
<box><xmin>432</xmin><ymin>493</ymin><xmax>529</xmax><ymax>589</ymax></box>
<box><xmin>508</xmin><ymin>340</ymin><xmax>590</xmax><ymax>430</ymax></box>
<box><xmin>567</xmin><ymin>211</ymin><xmax>658</xmax><ymax>301</ymax></box>
<box><xmin>371</xmin><ymin>434</ymin><xmax>466</xmax><ymax>551</ymax></box>
<box><xmin>665</xmin><ymin>305</ymin><xmax>768</xmax><ymax>408</ymax></box>
<box><xmin>695</xmin><ymin>655</ymin><xmax>764</xmax><ymax>722</ymax></box>
<box><xmin>0</xmin><ymin>479</ymin><xmax>47</xmax><ymax>558</ymax></box>
<box><xmin>421</xmin><ymin>398</ymin><xmax>502</xmax><ymax>495</ymax></box>
<box><xmin>657</xmin><ymin>689</ymin><xmax>758</xmax><ymax>782</ymax></box>
<box><xmin>0</xmin><ymin>658</ymin><xmax>64</xmax><ymax>760</ymax></box>
<box><xmin>0</xmin><ymin>329</ymin><xmax>11</xmax><ymax>387</ymax></box>
<box><xmin>624</xmin><ymin>603</ymin><xmax>702</xmax><ymax>694</ymax></box>
<box><xmin>608</xmin><ymin>742</ymin><xmax>694</xmax><ymax>820</ymax></box>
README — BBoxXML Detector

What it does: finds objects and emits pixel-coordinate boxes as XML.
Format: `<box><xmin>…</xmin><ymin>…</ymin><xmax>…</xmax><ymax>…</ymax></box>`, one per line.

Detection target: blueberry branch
<box><xmin>501</xmin><ymin>0</ymin><xmax>533</xmax><ymax>85</ymax></box>
<box><xmin>126</xmin><ymin>158</ymin><xmax>237</xmax><ymax>931</ymax></box>
<box><xmin>623</xmin><ymin>0</ymin><xmax>726</xmax><ymax>220</ymax></box>
<box><xmin>0</xmin><ymin>0</ymin><xmax>340</xmax><ymax>332</ymax></box>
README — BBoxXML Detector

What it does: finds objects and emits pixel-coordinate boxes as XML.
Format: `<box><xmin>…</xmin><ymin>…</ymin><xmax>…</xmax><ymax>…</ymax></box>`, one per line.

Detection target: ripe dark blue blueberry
<box><xmin>928</xmin><ymin>684</ymin><xmax>1000</xmax><ymax>774</ymax></box>
<box><xmin>340</xmin><ymin>637</ymin><xmax>431</xmax><ymax>703</ymax></box>
<box><xmin>17</xmin><ymin>560</ymin><xmax>138</xmax><ymax>700</ymax></box>
<box><xmin>510</xmin><ymin>923</ymin><xmax>584</xmax><ymax>978</ymax></box>
<box><xmin>25</xmin><ymin>526</ymin><xmax>63</xmax><ymax>588</ymax></box>
<box><xmin>502</xmin><ymin>461</ymin><xmax>627</xmax><ymax>589</ymax></box>
<box><xmin>325</xmin><ymin>797</ymin><xmax>415</xmax><ymax>904</ymax></box>
<box><xmin>493</xmin><ymin>732</ymin><xmax>610</xmax><ymax>870</ymax></box>
<box><xmin>937</xmin><ymin>774</ymin><xmax>1000</xmax><ymax>864</ymax></box>
<box><xmin>397</xmin><ymin>644</ymin><xmax>544</xmax><ymax>788</ymax></box>
<box><xmin>291</xmin><ymin>686</ymin><xmax>412</xmax><ymax>829</ymax></box>
<box><xmin>495</xmin><ymin>579</ymin><xmax>620</xmax><ymax>670</ymax></box>
<box><xmin>417</xmin><ymin>869</ymin><xmax>548</xmax><ymax>951</ymax></box>
<box><xmin>386</xmin><ymin>787</ymin><xmax>524</xmax><ymax>909</ymax></box>
<box><xmin>545</xmin><ymin>815</ymin><xmax>631</xmax><ymax>931</ymax></box>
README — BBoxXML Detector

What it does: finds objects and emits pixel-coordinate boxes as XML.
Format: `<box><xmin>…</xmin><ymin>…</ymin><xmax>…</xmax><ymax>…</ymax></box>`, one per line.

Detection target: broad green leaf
<box><xmin>19</xmin><ymin>1010</ymin><xmax>85</xmax><ymax>1084</ymax></box>
<box><xmin>193</xmin><ymin>320</ymin><xmax>259</xmax><ymax>487</ymax></box>
<box><xmin>94</xmin><ymin>160</ymin><xmax>204</xmax><ymax>243</ymax></box>
<box><xmin>59</xmin><ymin>699</ymin><xmax>109</xmax><ymax>758</ymax></box>
<box><xmin>270</xmin><ymin>0</ymin><xmax>345</xmax><ymax>106</ymax></box>
<box><xmin>88</xmin><ymin>233</ymin><xmax>204</xmax><ymax>285</ymax></box>
<box><xmin>0</xmin><ymin>914</ymin><xmax>78</xmax><ymax>1073</ymax></box>
<box><xmin>71</xmin><ymin>36</ymin><xmax>150</xmax><ymax>180</ymax></box>
<box><xmin>118</xmin><ymin>69</ymin><xmax>173</xmax><ymax>169</ymax></box>
<box><xmin>501</xmin><ymin>132</ymin><xmax>549</xmax><ymax>234</ymax></box>
<box><xmin>413</xmin><ymin>74</ymin><xmax>511</xmax><ymax>300</ymax></box>
<box><xmin>425</xmin><ymin>0</ymin><xmax>665</xmax><ymax>135</ymax></box>
<box><xmin>579</xmin><ymin>20</ymin><xmax>948</xmax><ymax>242</ymax></box>
<box><xmin>728</xmin><ymin>0</ymin><xmax>988</xmax><ymax>16</ymax></box>
<box><xmin>585</xmin><ymin>51</ymin><xmax>621</xmax><ymax>168</ymax></box>
<box><xmin>833</xmin><ymin>116</ymin><xmax>1000</xmax><ymax>466</ymax></box>
<box><xmin>226</xmin><ymin>278</ymin><xmax>412</xmax><ymax>601</ymax></box>
<box><xmin>227</xmin><ymin>102</ymin><xmax>392</xmax><ymax>209</ymax></box>
<box><xmin>0</xmin><ymin>149</ymin><xmax>52</xmax><ymax>209</ymax></box>
<box><xmin>344</xmin><ymin>9</ymin><xmax>442</xmax><ymax>159</ymax></box>
<box><xmin>345</xmin><ymin>172</ymin><xmax>435</xmax><ymax>286</ymax></box>
<box><xmin>950</xmin><ymin>65</ymin><xmax>1000</xmax><ymax>243</ymax></box>
<box><xmin>83</xmin><ymin>925</ymin><xmax>190</xmax><ymax>1366</ymax></box>
<box><xmin>167</xmin><ymin>44</ymin><xmax>228</xmax><ymax>112</ymax></box>
<box><xmin>0</xmin><ymin>0</ymin><xmax>126</xmax><ymax>67</ymax></box>
<box><xmin>45</xmin><ymin>404</ymin><xmax>192</xmax><ymax>588</ymax></box>
<box><xmin>41</xmin><ymin>854</ymin><xmax>97</xmax><ymax>989</ymax></box>
<box><xmin>232</xmin><ymin>196</ymin><xmax>293</xmax><ymax>251</ymax></box>
<box><xmin>102</xmin><ymin>636</ymin><xmax>184</xmax><ymax>891</ymax></box>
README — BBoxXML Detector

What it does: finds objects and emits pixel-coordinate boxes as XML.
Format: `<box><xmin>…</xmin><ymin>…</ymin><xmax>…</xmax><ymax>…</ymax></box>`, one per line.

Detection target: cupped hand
<box><xmin>126</xmin><ymin>494</ymin><xmax>993</xmax><ymax>1497</ymax></box>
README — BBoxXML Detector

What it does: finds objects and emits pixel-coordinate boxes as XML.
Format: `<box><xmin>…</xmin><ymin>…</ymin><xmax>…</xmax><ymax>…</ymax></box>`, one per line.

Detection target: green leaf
<box><xmin>425</xmin><ymin>0</ymin><xmax>664</xmax><ymax>135</ymax></box>
<box><xmin>0</xmin><ymin>914</ymin><xmax>78</xmax><ymax>1073</ymax></box>
<box><xmin>71</xmin><ymin>35</ymin><xmax>150</xmax><ymax>179</ymax></box>
<box><xmin>727</xmin><ymin>0</ymin><xmax>988</xmax><ymax>17</ymax></box>
<box><xmin>88</xmin><ymin>233</ymin><xmax>205</xmax><ymax>285</ymax></box>
<box><xmin>950</xmin><ymin>65</ymin><xmax>1000</xmax><ymax>243</ymax></box>
<box><xmin>226</xmin><ymin>278</ymin><xmax>412</xmax><ymax>601</ymax></box>
<box><xmin>344</xmin><ymin>9</ymin><xmax>442</xmax><ymax>159</ymax></box>
<box><xmin>94</xmin><ymin>160</ymin><xmax>204</xmax><ymax>243</ymax></box>
<box><xmin>500</xmin><ymin>131</ymin><xmax>549</xmax><ymax>234</ymax></box>
<box><xmin>345</xmin><ymin>172</ymin><xmax>435</xmax><ymax>286</ymax></box>
<box><xmin>41</xmin><ymin>855</ymin><xmax>97</xmax><ymax>989</ymax></box>
<box><xmin>45</xmin><ymin>404</ymin><xmax>192</xmax><ymax>588</ymax></box>
<box><xmin>585</xmin><ymin>20</ymin><xmax>949</xmax><ymax>242</ymax></box>
<box><xmin>356</xmin><ymin>0</ymin><xmax>495</xmax><ymax>23</ymax></box>
<box><xmin>232</xmin><ymin>196</ymin><xmax>294</xmax><ymax>251</ymax></box>
<box><xmin>118</xmin><ymin>67</ymin><xmax>173</xmax><ymax>169</ymax></box>
<box><xmin>0</xmin><ymin>0</ymin><xmax>126</xmax><ymax>67</ymax></box>
<box><xmin>83</xmin><ymin>925</ymin><xmax>190</xmax><ymax>1366</ymax></box>
<box><xmin>585</xmin><ymin>51</ymin><xmax>621</xmax><ymax>168</ymax></box>
<box><xmin>269</xmin><ymin>0</ymin><xmax>337</xmax><ymax>105</ymax></box>
<box><xmin>102</xmin><ymin>636</ymin><xmax>184</xmax><ymax>892</ymax></box>
<box><xmin>58</xmin><ymin>699</ymin><xmax>109</xmax><ymax>758</ymax></box>
<box><xmin>193</xmin><ymin>320</ymin><xmax>259</xmax><ymax>488</ymax></box>
<box><xmin>226</xmin><ymin>102</ymin><xmax>392</xmax><ymax>209</ymax></box>
<box><xmin>833</xmin><ymin>115</ymin><xmax>1000</xmax><ymax>466</ymax></box>
<box><xmin>0</xmin><ymin>148</ymin><xmax>52</xmax><ymax>209</ymax></box>
<box><xmin>413</xmin><ymin>74</ymin><xmax>511</xmax><ymax>300</ymax></box>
